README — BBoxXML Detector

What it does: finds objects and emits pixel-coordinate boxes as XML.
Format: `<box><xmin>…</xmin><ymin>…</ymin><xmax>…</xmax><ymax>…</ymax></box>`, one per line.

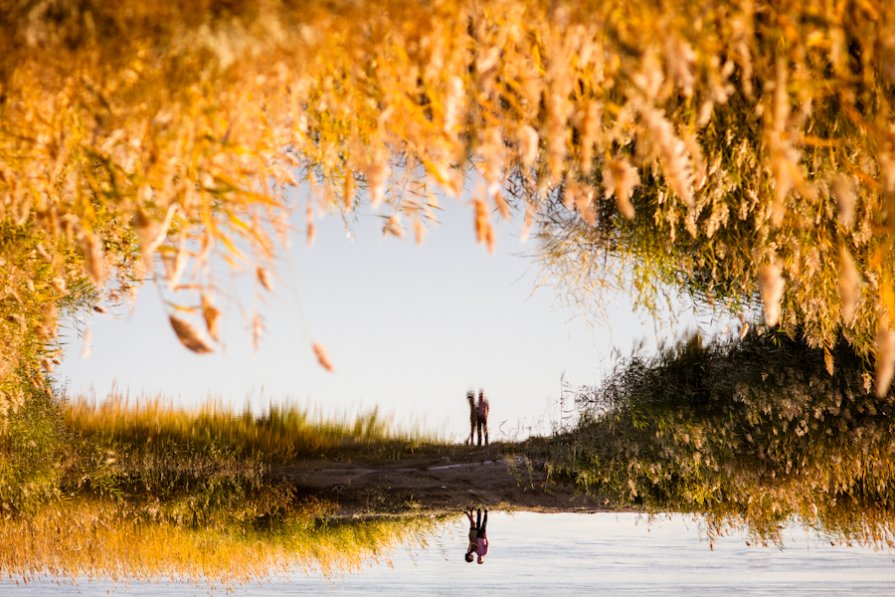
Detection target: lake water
<box><xmin>7</xmin><ymin>512</ymin><xmax>895</xmax><ymax>595</ymax></box>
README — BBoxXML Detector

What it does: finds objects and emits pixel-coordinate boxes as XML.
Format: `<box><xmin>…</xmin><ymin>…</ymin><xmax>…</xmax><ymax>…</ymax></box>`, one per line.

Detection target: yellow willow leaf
<box><xmin>520</xmin><ymin>203</ymin><xmax>535</xmax><ymax>243</ymax></box>
<box><xmin>759</xmin><ymin>262</ymin><xmax>785</xmax><ymax>327</ymax></box>
<box><xmin>365</xmin><ymin>150</ymin><xmax>390</xmax><ymax>207</ymax></box>
<box><xmin>271</xmin><ymin>211</ymin><xmax>290</xmax><ymax>247</ymax></box>
<box><xmin>832</xmin><ymin>174</ymin><xmax>856</xmax><ymax>228</ymax></box>
<box><xmin>137</xmin><ymin>203</ymin><xmax>179</xmax><ymax>268</ymax></box>
<box><xmin>497</xmin><ymin>80</ymin><xmax>526</xmax><ymax>114</ymax></box>
<box><xmin>517</xmin><ymin>125</ymin><xmax>540</xmax><ymax>168</ymax></box>
<box><xmin>80</xmin><ymin>327</ymin><xmax>92</xmax><ymax>360</ymax></box>
<box><xmin>214</xmin><ymin>231</ymin><xmax>246</xmax><ymax>263</ymax></box>
<box><xmin>473</xmin><ymin>197</ymin><xmax>490</xmax><ymax>243</ymax></box>
<box><xmin>413</xmin><ymin>217</ymin><xmax>426</xmax><ymax>245</ymax></box>
<box><xmin>876</xmin><ymin>323</ymin><xmax>895</xmax><ymax>397</ymax></box>
<box><xmin>201</xmin><ymin>294</ymin><xmax>221</xmax><ymax>342</ymax></box>
<box><xmin>256</xmin><ymin>266</ymin><xmax>273</xmax><ymax>292</ymax></box>
<box><xmin>220</xmin><ymin>252</ymin><xmax>242</xmax><ymax>269</ymax></box>
<box><xmin>473</xmin><ymin>196</ymin><xmax>494</xmax><ymax>252</ymax></box>
<box><xmin>484</xmin><ymin>224</ymin><xmax>495</xmax><ymax>253</ymax></box>
<box><xmin>574</xmin><ymin>186</ymin><xmax>596</xmax><ymax>225</ymax></box>
<box><xmin>641</xmin><ymin>106</ymin><xmax>694</xmax><ymax>207</ymax></box>
<box><xmin>531</xmin><ymin>40</ymin><xmax>545</xmax><ymax>75</ymax></box>
<box><xmin>252</xmin><ymin>313</ymin><xmax>264</xmax><ymax>351</ymax></box>
<box><xmin>225</xmin><ymin>211</ymin><xmax>273</xmax><ymax>256</ymax></box>
<box><xmin>343</xmin><ymin>172</ymin><xmax>355</xmax><ymax>210</ymax></box>
<box><xmin>307</xmin><ymin>218</ymin><xmax>316</xmax><ymax>247</ymax></box>
<box><xmin>312</xmin><ymin>342</ymin><xmax>334</xmax><ymax>372</ymax></box>
<box><xmin>169</xmin><ymin>315</ymin><xmax>214</xmax><ymax>354</ymax></box>
<box><xmin>855</xmin><ymin>0</ymin><xmax>880</xmax><ymax>20</ymax></box>
<box><xmin>493</xmin><ymin>192</ymin><xmax>510</xmax><ymax>220</ymax></box>
<box><xmin>383</xmin><ymin>214</ymin><xmax>404</xmax><ymax>238</ymax></box>
<box><xmin>603</xmin><ymin>158</ymin><xmax>639</xmax><ymax>219</ymax></box>
<box><xmin>198</xmin><ymin>228</ymin><xmax>213</xmax><ymax>267</ymax></box>
<box><xmin>164</xmin><ymin>235</ymin><xmax>188</xmax><ymax>288</ymax></box>
<box><xmin>306</xmin><ymin>202</ymin><xmax>316</xmax><ymax>247</ymax></box>
<box><xmin>169</xmin><ymin>303</ymin><xmax>199</xmax><ymax>314</ymax></box>
<box><xmin>82</xmin><ymin>232</ymin><xmax>106</xmax><ymax>287</ymax></box>
<box><xmin>881</xmin><ymin>282</ymin><xmax>895</xmax><ymax>320</ymax></box>
<box><xmin>418</xmin><ymin>156</ymin><xmax>451</xmax><ymax>187</ymax></box>
<box><xmin>212</xmin><ymin>175</ymin><xmax>281</xmax><ymax>207</ymax></box>
<box><xmin>839</xmin><ymin>245</ymin><xmax>861</xmax><ymax>324</ymax></box>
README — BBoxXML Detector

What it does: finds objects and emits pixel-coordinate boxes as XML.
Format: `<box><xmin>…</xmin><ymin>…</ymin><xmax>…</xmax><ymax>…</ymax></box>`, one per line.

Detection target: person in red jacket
<box><xmin>475</xmin><ymin>507</ymin><xmax>489</xmax><ymax>564</ymax></box>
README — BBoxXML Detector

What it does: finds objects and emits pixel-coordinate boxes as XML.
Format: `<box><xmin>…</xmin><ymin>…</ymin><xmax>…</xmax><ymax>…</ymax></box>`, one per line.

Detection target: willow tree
<box><xmin>1</xmin><ymin>0</ymin><xmax>893</xmax><ymax>415</ymax></box>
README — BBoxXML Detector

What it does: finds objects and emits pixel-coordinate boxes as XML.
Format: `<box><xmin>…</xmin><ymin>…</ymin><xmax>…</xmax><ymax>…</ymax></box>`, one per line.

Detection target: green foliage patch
<box><xmin>548</xmin><ymin>331</ymin><xmax>895</xmax><ymax>546</ymax></box>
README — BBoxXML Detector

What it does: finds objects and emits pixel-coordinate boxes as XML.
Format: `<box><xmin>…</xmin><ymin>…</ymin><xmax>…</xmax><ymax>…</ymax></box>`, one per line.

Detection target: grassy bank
<box><xmin>0</xmin><ymin>394</ymin><xmax>445</xmax><ymax>581</ymax></box>
<box><xmin>59</xmin><ymin>397</ymin><xmax>444</xmax><ymax>530</ymax></box>
<box><xmin>65</xmin><ymin>397</ymin><xmax>439</xmax><ymax>462</ymax></box>
<box><xmin>544</xmin><ymin>331</ymin><xmax>895</xmax><ymax>547</ymax></box>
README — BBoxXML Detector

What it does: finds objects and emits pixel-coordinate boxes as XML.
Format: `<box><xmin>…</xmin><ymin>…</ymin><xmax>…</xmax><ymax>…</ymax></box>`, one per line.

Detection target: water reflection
<box><xmin>0</xmin><ymin>503</ymin><xmax>438</xmax><ymax>583</ymax></box>
<box><xmin>5</xmin><ymin>513</ymin><xmax>895</xmax><ymax>595</ymax></box>
<box><xmin>546</xmin><ymin>332</ymin><xmax>895</xmax><ymax>545</ymax></box>
<box><xmin>464</xmin><ymin>507</ymin><xmax>490</xmax><ymax>564</ymax></box>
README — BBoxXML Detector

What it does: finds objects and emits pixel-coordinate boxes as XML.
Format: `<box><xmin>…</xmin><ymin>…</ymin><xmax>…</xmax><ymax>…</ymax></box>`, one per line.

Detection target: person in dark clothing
<box><xmin>464</xmin><ymin>507</ymin><xmax>478</xmax><ymax>562</ymax></box>
<box><xmin>476</xmin><ymin>389</ymin><xmax>490</xmax><ymax>446</ymax></box>
<box><xmin>465</xmin><ymin>390</ymin><xmax>477</xmax><ymax>446</ymax></box>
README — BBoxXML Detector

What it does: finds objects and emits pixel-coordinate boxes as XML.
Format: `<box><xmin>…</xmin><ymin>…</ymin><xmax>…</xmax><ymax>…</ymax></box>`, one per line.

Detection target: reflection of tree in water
<box><xmin>0</xmin><ymin>399</ymin><xmax>443</xmax><ymax>582</ymax></box>
<box><xmin>0</xmin><ymin>502</ymin><xmax>438</xmax><ymax>582</ymax></box>
<box><xmin>548</xmin><ymin>331</ymin><xmax>895</xmax><ymax>546</ymax></box>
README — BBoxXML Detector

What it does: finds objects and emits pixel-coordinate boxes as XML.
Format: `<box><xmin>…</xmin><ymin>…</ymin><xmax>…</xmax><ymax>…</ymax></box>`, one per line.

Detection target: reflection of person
<box><xmin>464</xmin><ymin>507</ymin><xmax>478</xmax><ymax>562</ymax></box>
<box><xmin>475</xmin><ymin>508</ymin><xmax>489</xmax><ymax>564</ymax></box>
<box><xmin>466</xmin><ymin>391</ymin><xmax>477</xmax><ymax>446</ymax></box>
<box><xmin>477</xmin><ymin>389</ymin><xmax>490</xmax><ymax>446</ymax></box>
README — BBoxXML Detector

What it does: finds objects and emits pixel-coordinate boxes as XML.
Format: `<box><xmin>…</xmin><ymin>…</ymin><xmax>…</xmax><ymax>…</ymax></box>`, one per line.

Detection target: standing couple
<box><xmin>464</xmin><ymin>507</ymin><xmax>489</xmax><ymax>564</ymax></box>
<box><xmin>466</xmin><ymin>389</ymin><xmax>490</xmax><ymax>447</ymax></box>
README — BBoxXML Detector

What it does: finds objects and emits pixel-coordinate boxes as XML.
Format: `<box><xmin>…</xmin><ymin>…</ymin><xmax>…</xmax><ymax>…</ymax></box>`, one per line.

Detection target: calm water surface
<box><xmin>8</xmin><ymin>512</ymin><xmax>895</xmax><ymax>595</ymax></box>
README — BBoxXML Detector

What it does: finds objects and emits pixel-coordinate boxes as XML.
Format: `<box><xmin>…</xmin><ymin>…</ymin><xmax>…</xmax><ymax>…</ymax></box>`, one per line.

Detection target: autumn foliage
<box><xmin>0</xmin><ymin>0</ymin><xmax>894</xmax><ymax>414</ymax></box>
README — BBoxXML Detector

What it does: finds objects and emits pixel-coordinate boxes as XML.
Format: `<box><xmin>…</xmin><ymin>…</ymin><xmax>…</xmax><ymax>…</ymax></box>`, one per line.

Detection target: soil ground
<box><xmin>273</xmin><ymin>442</ymin><xmax>610</xmax><ymax>516</ymax></box>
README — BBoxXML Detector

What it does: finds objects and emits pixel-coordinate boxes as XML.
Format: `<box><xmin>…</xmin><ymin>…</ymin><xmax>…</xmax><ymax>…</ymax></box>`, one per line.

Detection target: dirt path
<box><xmin>272</xmin><ymin>444</ymin><xmax>607</xmax><ymax>515</ymax></box>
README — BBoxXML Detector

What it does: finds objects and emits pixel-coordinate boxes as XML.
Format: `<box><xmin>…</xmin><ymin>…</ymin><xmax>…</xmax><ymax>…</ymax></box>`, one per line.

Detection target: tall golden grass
<box><xmin>65</xmin><ymin>396</ymin><xmax>440</xmax><ymax>462</ymax></box>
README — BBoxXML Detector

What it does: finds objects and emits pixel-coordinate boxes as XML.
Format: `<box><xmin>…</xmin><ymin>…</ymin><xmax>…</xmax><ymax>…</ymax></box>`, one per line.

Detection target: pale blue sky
<box><xmin>57</xmin><ymin>188</ymin><xmax>735</xmax><ymax>440</ymax></box>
